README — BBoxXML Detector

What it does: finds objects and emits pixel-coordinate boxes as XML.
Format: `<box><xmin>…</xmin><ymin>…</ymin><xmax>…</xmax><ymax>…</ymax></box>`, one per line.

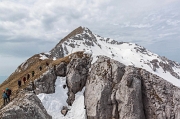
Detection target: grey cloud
<box><xmin>144</xmin><ymin>39</ymin><xmax>180</xmax><ymax>62</ymax></box>
<box><xmin>0</xmin><ymin>26</ymin><xmax>9</xmax><ymax>33</ymax></box>
<box><xmin>0</xmin><ymin>10</ymin><xmax>28</xmax><ymax>22</ymax></box>
<box><xmin>1</xmin><ymin>0</ymin><xmax>180</xmax><ymax>77</ymax></box>
<box><xmin>0</xmin><ymin>2</ymin><xmax>29</xmax><ymax>22</ymax></box>
<box><xmin>0</xmin><ymin>36</ymin><xmax>56</xmax><ymax>57</ymax></box>
<box><xmin>40</xmin><ymin>6</ymin><xmax>83</xmax><ymax>30</ymax></box>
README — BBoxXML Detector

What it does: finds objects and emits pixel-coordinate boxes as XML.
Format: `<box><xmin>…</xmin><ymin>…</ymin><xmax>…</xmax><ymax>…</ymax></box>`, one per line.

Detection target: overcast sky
<box><xmin>0</xmin><ymin>0</ymin><xmax>180</xmax><ymax>83</ymax></box>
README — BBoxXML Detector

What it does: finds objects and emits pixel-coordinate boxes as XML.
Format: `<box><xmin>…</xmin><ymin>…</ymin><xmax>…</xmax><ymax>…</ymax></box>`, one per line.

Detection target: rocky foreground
<box><xmin>1</xmin><ymin>52</ymin><xmax>180</xmax><ymax>119</ymax></box>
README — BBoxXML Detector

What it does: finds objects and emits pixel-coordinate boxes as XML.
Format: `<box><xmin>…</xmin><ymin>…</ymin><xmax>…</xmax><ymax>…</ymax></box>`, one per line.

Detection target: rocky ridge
<box><xmin>0</xmin><ymin>51</ymin><xmax>91</xmax><ymax>119</ymax></box>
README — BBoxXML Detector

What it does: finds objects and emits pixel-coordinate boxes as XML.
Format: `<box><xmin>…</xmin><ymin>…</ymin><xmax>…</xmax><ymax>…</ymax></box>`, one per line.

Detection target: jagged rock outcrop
<box><xmin>34</xmin><ymin>68</ymin><xmax>57</xmax><ymax>94</ymax></box>
<box><xmin>159</xmin><ymin>60</ymin><xmax>180</xmax><ymax>79</ymax></box>
<box><xmin>66</xmin><ymin>53</ymin><xmax>92</xmax><ymax>105</ymax></box>
<box><xmin>25</xmin><ymin>81</ymin><xmax>35</xmax><ymax>92</ymax></box>
<box><xmin>49</xmin><ymin>45</ymin><xmax>64</xmax><ymax>59</ymax></box>
<box><xmin>55</xmin><ymin>62</ymin><xmax>67</xmax><ymax>77</ymax></box>
<box><xmin>85</xmin><ymin>56</ymin><xmax>180</xmax><ymax>119</ymax></box>
<box><xmin>151</xmin><ymin>57</ymin><xmax>180</xmax><ymax>79</ymax></box>
<box><xmin>85</xmin><ymin>56</ymin><xmax>126</xmax><ymax>119</ymax></box>
<box><xmin>0</xmin><ymin>90</ymin><xmax>51</xmax><ymax>119</ymax></box>
<box><xmin>150</xmin><ymin>59</ymin><xmax>159</xmax><ymax>71</ymax></box>
<box><xmin>116</xmin><ymin>67</ymin><xmax>145</xmax><ymax>119</ymax></box>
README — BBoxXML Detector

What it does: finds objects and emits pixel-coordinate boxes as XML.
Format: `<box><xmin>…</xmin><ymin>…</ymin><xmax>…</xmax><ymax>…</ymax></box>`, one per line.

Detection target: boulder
<box><xmin>61</xmin><ymin>106</ymin><xmax>69</xmax><ymax>116</ymax></box>
<box><xmin>55</xmin><ymin>62</ymin><xmax>67</xmax><ymax>77</ymax></box>
<box><xmin>34</xmin><ymin>68</ymin><xmax>57</xmax><ymax>94</ymax></box>
<box><xmin>0</xmin><ymin>91</ymin><xmax>52</xmax><ymax>119</ymax></box>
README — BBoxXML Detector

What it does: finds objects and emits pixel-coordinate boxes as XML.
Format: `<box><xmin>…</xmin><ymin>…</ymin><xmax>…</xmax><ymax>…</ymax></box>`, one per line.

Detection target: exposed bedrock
<box><xmin>85</xmin><ymin>56</ymin><xmax>126</xmax><ymax>119</ymax></box>
<box><xmin>66</xmin><ymin>53</ymin><xmax>92</xmax><ymax>105</ymax></box>
<box><xmin>85</xmin><ymin>56</ymin><xmax>180</xmax><ymax>119</ymax></box>
<box><xmin>34</xmin><ymin>68</ymin><xmax>57</xmax><ymax>94</ymax></box>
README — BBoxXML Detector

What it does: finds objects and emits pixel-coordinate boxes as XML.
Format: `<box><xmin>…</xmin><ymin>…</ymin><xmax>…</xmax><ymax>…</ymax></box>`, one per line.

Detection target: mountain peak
<box><xmin>48</xmin><ymin>27</ymin><xmax>180</xmax><ymax>87</ymax></box>
<box><xmin>59</xmin><ymin>26</ymin><xmax>84</xmax><ymax>44</ymax></box>
<box><xmin>59</xmin><ymin>26</ymin><xmax>93</xmax><ymax>44</ymax></box>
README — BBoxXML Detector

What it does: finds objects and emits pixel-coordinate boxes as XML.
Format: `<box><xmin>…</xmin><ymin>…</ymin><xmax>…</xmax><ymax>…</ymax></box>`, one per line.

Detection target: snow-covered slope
<box><xmin>50</xmin><ymin>26</ymin><xmax>180</xmax><ymax>87</ymax></box>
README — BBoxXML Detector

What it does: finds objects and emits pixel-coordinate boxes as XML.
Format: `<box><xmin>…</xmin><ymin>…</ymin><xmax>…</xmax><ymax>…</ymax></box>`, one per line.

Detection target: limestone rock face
<box><xmin>66</xmin><ymin>53</ymin><xmax>91</xmax><ymax>105</ymax></box>
<box><xmin>0</xmin><ymin>91</ymin><xmax>51</xmax><ymax>119</ymax></box>
<box><xmin>116</xmin><ymin>66</ymin><xmax>145</xmax><ymax>119</ymax></box>
<box><xmin>85</xmin><ymin>56</ymin><xmax>180</xmax><ymax>119</ymax></box>
<box><xmin>34</xmin><ymin>68</ymin><xmax>57</xmax><ymax>94</ymax></box>
<box><xmin>85</xmin><ymin>56</ymin><xmax>125</xmax><ymax>119</ymax></box>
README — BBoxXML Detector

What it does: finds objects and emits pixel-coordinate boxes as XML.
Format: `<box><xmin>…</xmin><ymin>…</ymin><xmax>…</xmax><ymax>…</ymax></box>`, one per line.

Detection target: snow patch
<box><xmin>39</xmin><ymin>54</ymin><xmax>48</xmax><ymax>60</ymax></box>
<box><xmin>84</xmin><ymin>49</ymin><xmax>92</xmax><ymax>56</ymax></box>
<box><xmin>37</xmin><ymin>77</ymin><xmax>86</xmax><ymax>119</ymax></box>
<box><xmin>53</xmin><ymin>57</ymin><xmax>57</xmax><ymax>60</ymax></box>
<box><xmin>44</xmin><ymin>52</ymin><xmax>51</xmax><ymax>55</ymax></box>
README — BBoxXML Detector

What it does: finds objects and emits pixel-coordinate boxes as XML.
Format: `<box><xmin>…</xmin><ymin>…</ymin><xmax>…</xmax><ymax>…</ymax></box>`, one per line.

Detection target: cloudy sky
<box><xmin>0</xmin><ymin>0</ymin><xmax>180</xmax><ymax>83</ymax></box>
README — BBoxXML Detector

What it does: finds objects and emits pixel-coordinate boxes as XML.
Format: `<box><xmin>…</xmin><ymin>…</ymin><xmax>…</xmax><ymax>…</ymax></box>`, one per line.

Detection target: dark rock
<box><xmin>159</xmin><ymin>61</ymin><xmax>180</xmax><ymax>79</ymax></box>
<box><xmin>66</xmin><ymin>91</ymin><xmax>75</xmax><ymax>106</ymax></box>
<box><xmin>61</xmin><ymin>106</ymin><xmax>68</xmax><ymax>116</ymax></box>
<box><xmin>69</xmin><ymin>43</ymin><xmax>75</xmax><ymax>48</ymax></box>
<box><xmin>126</xmin><ymin>76</ymin><xmax>133</xmax><ymax>87</ymax></box>
<box><xmin>64</xmin><ymin>45</ymin><xmax>69</xmax><ymax>55</ymax></box>
<box><xmin>34</xmin><ymin>68</ymin><xmax>57</xmax><ymax>94</ymax></box>
<box><xmin>63</xmin><ymin>85</ymin><xmax>66</xmax><ymax>89</ymax></box>
<box><xmin>24</xmin><ymin>81</ymin><xmax>36</xmax><ymax>92</ymax></box>
<box><xmin>49</xmin><ymin>45</ymin><xmax>64</xmax><ymax>59</ymax></box>
<box><xmin>55</xmin><ymin>62</ymin><xmax>67</xmax><ymax>77</ymax></box>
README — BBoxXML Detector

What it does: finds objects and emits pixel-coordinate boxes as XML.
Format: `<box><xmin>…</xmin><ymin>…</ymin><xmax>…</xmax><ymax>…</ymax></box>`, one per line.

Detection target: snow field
<box><xmin>37</xmin><ymin>77</ymin><xmax>86</xmax><ymax>119</ymax></box>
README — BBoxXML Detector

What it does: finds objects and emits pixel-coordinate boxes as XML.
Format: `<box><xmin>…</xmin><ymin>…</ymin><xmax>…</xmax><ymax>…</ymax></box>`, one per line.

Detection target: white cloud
<box><xmin>158</xmin><ymin>32</ymin><xmax>177</xmax><ymax>38</ymax></box>
<box><xmin>166</xmin><ymin>19</ymin><xmax>180</xmax><ymax>26</ymax></box>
